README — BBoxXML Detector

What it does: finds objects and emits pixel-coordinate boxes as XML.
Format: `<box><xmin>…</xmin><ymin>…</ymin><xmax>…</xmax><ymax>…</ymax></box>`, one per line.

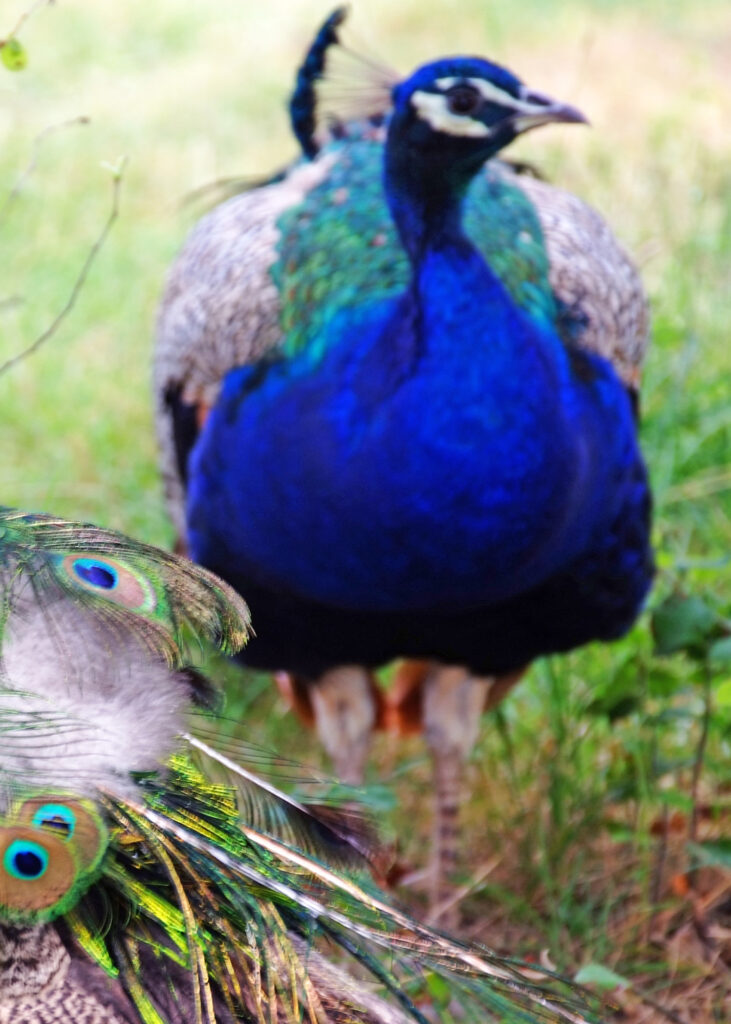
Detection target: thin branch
<box><xmin>0</xmin><ymin>159</ymin><xmax>126</xmax><ymax>377</ymax></box>
<box><xmin>0</xmin><ymin>116</ymin><xmax>90</xmax><ymax>228</ymax></box>
<box><xmin>633</xmin><ymin>991</ymin><xmax>692</xmax><ymax>1024</ymax></box>
<box><xmin>425</xmin><ymin>855</ymin><xmax>501</xmax><ymax>926</ymax></box>
<box><xmin>2</xmin><ymin>0</ymin><xmax>55</xmax><ymax>45</ymax></box>
<box><xmin>650</xmin><ymin>804</ymin><xmax>669</xmax><ymax>907</ymax></box>
<box><xmin>689</xmin><ymin>660</ymin><xmax>713</xmax><ymax>846</ymax></box>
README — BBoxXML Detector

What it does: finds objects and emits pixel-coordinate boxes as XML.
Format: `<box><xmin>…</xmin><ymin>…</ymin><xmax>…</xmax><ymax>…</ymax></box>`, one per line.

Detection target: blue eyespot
<box><xmin>32</xmin><ymin>804</ymin><xmax>76</xmax><ymax>840</ymax></box>
<box><xmin>4</xmin><ymin>840</ymin><xmax>49</xmax><ymax>880</ymax></box>
<box><xmin>72</xmin><ymin>558</ymin><xmax>118</xmax><ymax>590</ymax></box>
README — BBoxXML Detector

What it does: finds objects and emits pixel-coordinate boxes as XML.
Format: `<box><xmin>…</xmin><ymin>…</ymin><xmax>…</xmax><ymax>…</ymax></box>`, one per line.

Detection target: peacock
<box><xmin>0</xmin><ymin>504</ymin><xmax>601</xmax><ymax>1024</ymax></box>
<box><xmin>154</xmin><ymin>9</ymin><xmax>653</xmax><ymax>911</ymax></box>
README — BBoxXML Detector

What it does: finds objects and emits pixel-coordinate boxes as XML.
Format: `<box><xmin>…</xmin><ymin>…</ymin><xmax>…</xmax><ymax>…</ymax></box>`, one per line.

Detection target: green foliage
<box><xmin>573</xmin><ymin>964</ymin><xmax>629</xmax><ymax>991</ymax></box>
<box><xmin>688</xmin><ymin>840</ymin><xmax>731</xmax><ymax>870</ymax></box>
<box><xmin>1</xmin><ymin>37</ymin><xmax>27</xmax><ymax>71</ymax></box>
<box><xmin>651</xmin><ymin>593</ymin><xmax>720</xmax><ymax>657</ymax></box>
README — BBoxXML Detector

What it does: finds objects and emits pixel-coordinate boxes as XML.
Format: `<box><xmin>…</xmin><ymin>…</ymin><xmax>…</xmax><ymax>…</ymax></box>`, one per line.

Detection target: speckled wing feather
<box><xmin>155</xmin><ymin>158</ymin><xmax>336</xmax><ymax>539</ymax></box>
<box><xmin>502</xmin><ymin>166</ymin><xmax>649</xmax><ymax>390</ymax></box>
<box><xmin>155</xmin><ymin>129</ymin><xmax>648</xmax><ymax>542</ymax></box>
<box><xmin>0</xmin><ymin>925</ymin><xmax>140</xmax><ymax>1024</ymax></box>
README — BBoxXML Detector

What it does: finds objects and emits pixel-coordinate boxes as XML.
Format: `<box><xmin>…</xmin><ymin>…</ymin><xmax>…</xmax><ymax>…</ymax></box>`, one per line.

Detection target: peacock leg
<box><xmin>422</xmin><ymin>665</ymin><xmax>491</xmax><ymax>923</ymax></box>
<box><xmin>422</xmin><ymin>664</ymin><xmax>526</xmax><ymax>924</ymax></box>
<box><xmin>309</xmin><ymin>666</ymin><xmax>380</xmax><ymax>785</ymax></box>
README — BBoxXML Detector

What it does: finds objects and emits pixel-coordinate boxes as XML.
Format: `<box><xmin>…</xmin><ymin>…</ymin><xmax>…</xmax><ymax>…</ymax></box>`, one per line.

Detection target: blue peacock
<box><xmin>155</xmin><ymin>10</ymin><xmax>653</xmax><ymax>909</ymax></box>
<box><xmin>0</xmin><ymin>505</ymin><xmax>601</xmax><ymax>1024</ymax></box>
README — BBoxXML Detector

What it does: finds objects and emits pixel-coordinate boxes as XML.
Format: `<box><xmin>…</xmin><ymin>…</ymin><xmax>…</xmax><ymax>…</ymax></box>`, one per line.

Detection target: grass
<box><xmin>1</xmin><ymin>1</ymin><xmax>730</xmax><ymax>1021</ymax></box>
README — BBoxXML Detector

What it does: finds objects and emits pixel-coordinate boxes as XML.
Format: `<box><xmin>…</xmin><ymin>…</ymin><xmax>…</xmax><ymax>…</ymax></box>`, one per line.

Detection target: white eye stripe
<box><xmin>434</xmin><ymin>75</ymin><xmax>542</xmax><ymax>116</ymax></box>
<box><xmin>410</xmin><ymin>90</ymin><xmax>490</xmax><ymax>137</ymax></box>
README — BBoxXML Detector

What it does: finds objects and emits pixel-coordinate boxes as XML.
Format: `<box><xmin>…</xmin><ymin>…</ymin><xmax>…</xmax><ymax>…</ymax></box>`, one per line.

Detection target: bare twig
<box><xmin>663</xmin><ymin>469</ymin><xmax>731</xmax><ymax>504</ymax></box>
<box><xmin>650</xmin><ymin>804</ymin><xmax>669</xmax><ymax>908</ymax></box>
<box><xmin>689</xmin><ymin>660</ymin><xmax>713</xmax><ymax>846</ymax></box>
<box><xmin>2</xmin><ymin>0</ymin><xmax>55</xmax><ymax>45</ymax></box>
<box><xmin>425</xmin><ymin>855</ymin><xmax>501</xmax><ymax>926</ymax></box>
<box><xmin>632</xmin><ymin>990</ymin><xmax>692</xmax><ymax>1024</ymax></box>
<box><xmin>0</xmin><ymin>116</ymin><xmax>90</xmax><ymax>227</ymax></box>
<box><xmin>0</xmin><ymin>159</ymin><xmax>126</xmax><ymax>377</ymax></box>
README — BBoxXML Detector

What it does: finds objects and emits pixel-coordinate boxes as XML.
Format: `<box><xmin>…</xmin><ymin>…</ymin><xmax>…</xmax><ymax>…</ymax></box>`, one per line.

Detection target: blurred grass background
<box><xmin>1</xmin><ymin>1</ymin><xmax>730</xmax><ymax>1019</ymax></box>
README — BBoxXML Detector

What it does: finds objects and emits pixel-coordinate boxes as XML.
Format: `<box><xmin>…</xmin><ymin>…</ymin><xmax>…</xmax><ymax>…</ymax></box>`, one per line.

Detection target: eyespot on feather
<box><xmin>4</xmin><ymin>838</ymin><xmax>48</xmax><ymax>879</ymax></box>
<box><xmin>18</xmin><ymin>796</ymin><xmax>108</xmax><ymax>872</ymax></box>
<box><xmin>30</xmin><ymin>802</ymin><xmax>76</xmax><ymax>839</ymax></box>
<box><xmin>59</xmin><ymin>553</ymin><xmax>157</xmax><ymax>612</ymax></box>
<box><xmin>0</xmin><ymin>827</ymin><xmax>76</xmax><ymax>915</ymax></box>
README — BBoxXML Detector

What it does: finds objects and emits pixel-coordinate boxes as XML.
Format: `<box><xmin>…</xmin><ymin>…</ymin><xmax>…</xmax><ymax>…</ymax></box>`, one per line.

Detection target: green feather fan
<box><xmin>0</xmin><ymin>505</ymin><xmax>250</xmax><ymax>667</ymax></box>
<box><xmin>0</xmin><ymin>507</ymin><xmax>600</xmax><ymax>1024</ymax></box>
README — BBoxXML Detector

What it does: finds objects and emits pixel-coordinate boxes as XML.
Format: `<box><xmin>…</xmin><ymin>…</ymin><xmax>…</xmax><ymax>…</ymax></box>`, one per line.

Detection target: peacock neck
<box><xmin>383</xmin><ymin>134</ymin><xmax>544</xmax><ymax>365</ymax></box>
<box><xmin>383</xmin><ymin>139</ymin><xmax>475</xmax><ymax>265</ymax></box>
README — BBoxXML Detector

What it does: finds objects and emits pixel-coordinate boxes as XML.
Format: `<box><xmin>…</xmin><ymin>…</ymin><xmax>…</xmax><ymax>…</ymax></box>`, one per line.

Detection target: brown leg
<box><xmin>421</xmin><ymin>664</ymin><xmax>526</xmax><ymax>925</ymax></box>
<box><xmin>309</xmin><ymin>666</ymin><xmax>380</xmax><ymax>785</ymax></box>
<box><xmin>422</xmin><ymin>666</ymin><xmax>491</xmax><ymax>924</ymax></box>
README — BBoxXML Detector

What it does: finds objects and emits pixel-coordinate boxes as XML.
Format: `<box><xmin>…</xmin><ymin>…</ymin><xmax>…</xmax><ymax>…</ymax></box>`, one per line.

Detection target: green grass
<box><xmin>1</xmin><ymin>1</ymin><xmax>730</xmax><ymax>1020</ymax></box>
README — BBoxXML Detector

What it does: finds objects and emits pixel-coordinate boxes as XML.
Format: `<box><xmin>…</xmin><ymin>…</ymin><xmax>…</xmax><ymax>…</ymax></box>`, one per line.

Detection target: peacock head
<box><xmin>389</xmin><ymin>56</ymin><xmax>587</xmax><ymax>173</ymax></box>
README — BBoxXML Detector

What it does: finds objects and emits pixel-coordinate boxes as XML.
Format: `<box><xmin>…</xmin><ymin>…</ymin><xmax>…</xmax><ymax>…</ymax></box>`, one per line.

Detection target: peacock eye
<box><xmin>445</xmin><ymin>84</ymin><xmax>482</xmax><ymax>116</ymax></box>
<box><xmin>4</xmin><ymin>839</ymin><xmax>49</xmax><ymax>880</ymax></box>
<box><xmin>31</xmin><ymin>804</ymin><xmax>76</xmax><ymax>840</ymax></box>
<box><xmin>71</xmin><ymin>558</ymin><xmax>118</xmax><ymax>590</ymax></box>
<box><xmin>59</xmin><ymin>553</ymin><xmax>156</xmax><ymax>611</ymax></box>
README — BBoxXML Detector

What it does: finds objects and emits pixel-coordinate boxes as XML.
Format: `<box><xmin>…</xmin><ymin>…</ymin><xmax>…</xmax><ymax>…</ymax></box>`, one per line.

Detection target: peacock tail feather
<box><xmin>0</xmin><ymin>506</ymin><xmax>601</xmax><ymax>1023</ymax></box>
<box><xmin>22</xmin><ymin>751</ymin><xmax>599</xmax><ymax>1024</ymax></box>
<box><xmin>0</xmin><ymin>505</ymin><xmax>250</xmax><ymax>669</ymax></box>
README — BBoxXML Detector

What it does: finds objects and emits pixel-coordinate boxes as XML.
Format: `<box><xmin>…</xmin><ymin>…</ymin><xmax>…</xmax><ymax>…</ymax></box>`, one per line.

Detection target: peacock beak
<box><xmin>512</xmin><ymin>88</ymin><xmax>589</xmax><ymax>134</ymax></box>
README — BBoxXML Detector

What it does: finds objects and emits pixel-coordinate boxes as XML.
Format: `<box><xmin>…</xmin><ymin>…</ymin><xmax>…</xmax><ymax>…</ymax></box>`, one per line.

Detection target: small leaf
<box><xmin>1</xmin><ymin>38</ymin><xmax>28</xmax><ymax>71</ymax></box>
<box><xmin>709</xmin><ymin>637</ymin><xmax>731</xmax><ymax>665</ymax></box>
<box><xmin>658</xmin><ymin>789</ymin><xmax>694</xmax><ymax>812</ymax></box>
<box><xmin>574</xmin><ymin>963</ymin><xmax>630</xmax><ymax>990</ymax></box>
<box><xmin>586</xmin><ymin>694</ymin><xmax>639</xmax><ymax>722</ymax></box>
<box><xmin>688</xmin><ymin>840</ymin><xmax>731</xmax><ymax>870</ymax></box>
<box><xmin>715</xmin><ymin>679</ymin><xmax>731</xmax><ymax>707</ymax></box>
<box><xmin>651</xmin><ymin>594</ymin><xmax>718</xmax><ymax>657</ymax></box>
<box><xmin>424</xmin><ymin>972</ymin><xmax>451</xmax><ymax>1005</ymax></box>
<box><xmin>647</xmin><ymin>664</ymin><xmax>687</xmax><ymax>698</ymax></box>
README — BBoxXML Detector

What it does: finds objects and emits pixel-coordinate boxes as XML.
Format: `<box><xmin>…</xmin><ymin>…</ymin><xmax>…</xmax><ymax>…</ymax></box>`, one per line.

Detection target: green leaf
<box><xmin>424</xmin><ymin>972</ymin><xmax>451</xmax><ymax>1005</ymax></box>
<box><xmin>688</xmin><ymin>840</ymin><xmax>731</xmax><ymax>870</ymax></box>
<box><xmin>586</xmin><ymin>693</ymin><xmax>639</xmax><ymax>722</ymax></box>
<box><xmin>709</xmin><ymin>637</ymin><xmax>731</xmax><ymax>665</ymax></box>
<box><xmin>647</xmin><ymin>663</ymin><xmax>687</xmax><ymax>698</ymax></box>
<box><xmin>659</xmin><ymin>789</ymin><xmax>694</xmax><ymax>812</ymax></box>
<box><xmin>715</xmin><ymin>679</ymin><xmax>731</xmax><ymax>707</ymax></box>
<box><xmin>651</xmin><ymin>594</ymin><xmax>718</xmax><ymax>657</ymax></box>
<box><xmin>1</xmin><ymin>38</ymin><xmax>28</xmax><ymax>71</ymax></box>
<box><xmin>585</xmin><ymin>656</ymin><xmax>642</xmax><ymax>720</ymax></box>
<box><xmin>574</xmin><ymin>963</ymin><xmax>630</xmax><ymax>990</ymax></box>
